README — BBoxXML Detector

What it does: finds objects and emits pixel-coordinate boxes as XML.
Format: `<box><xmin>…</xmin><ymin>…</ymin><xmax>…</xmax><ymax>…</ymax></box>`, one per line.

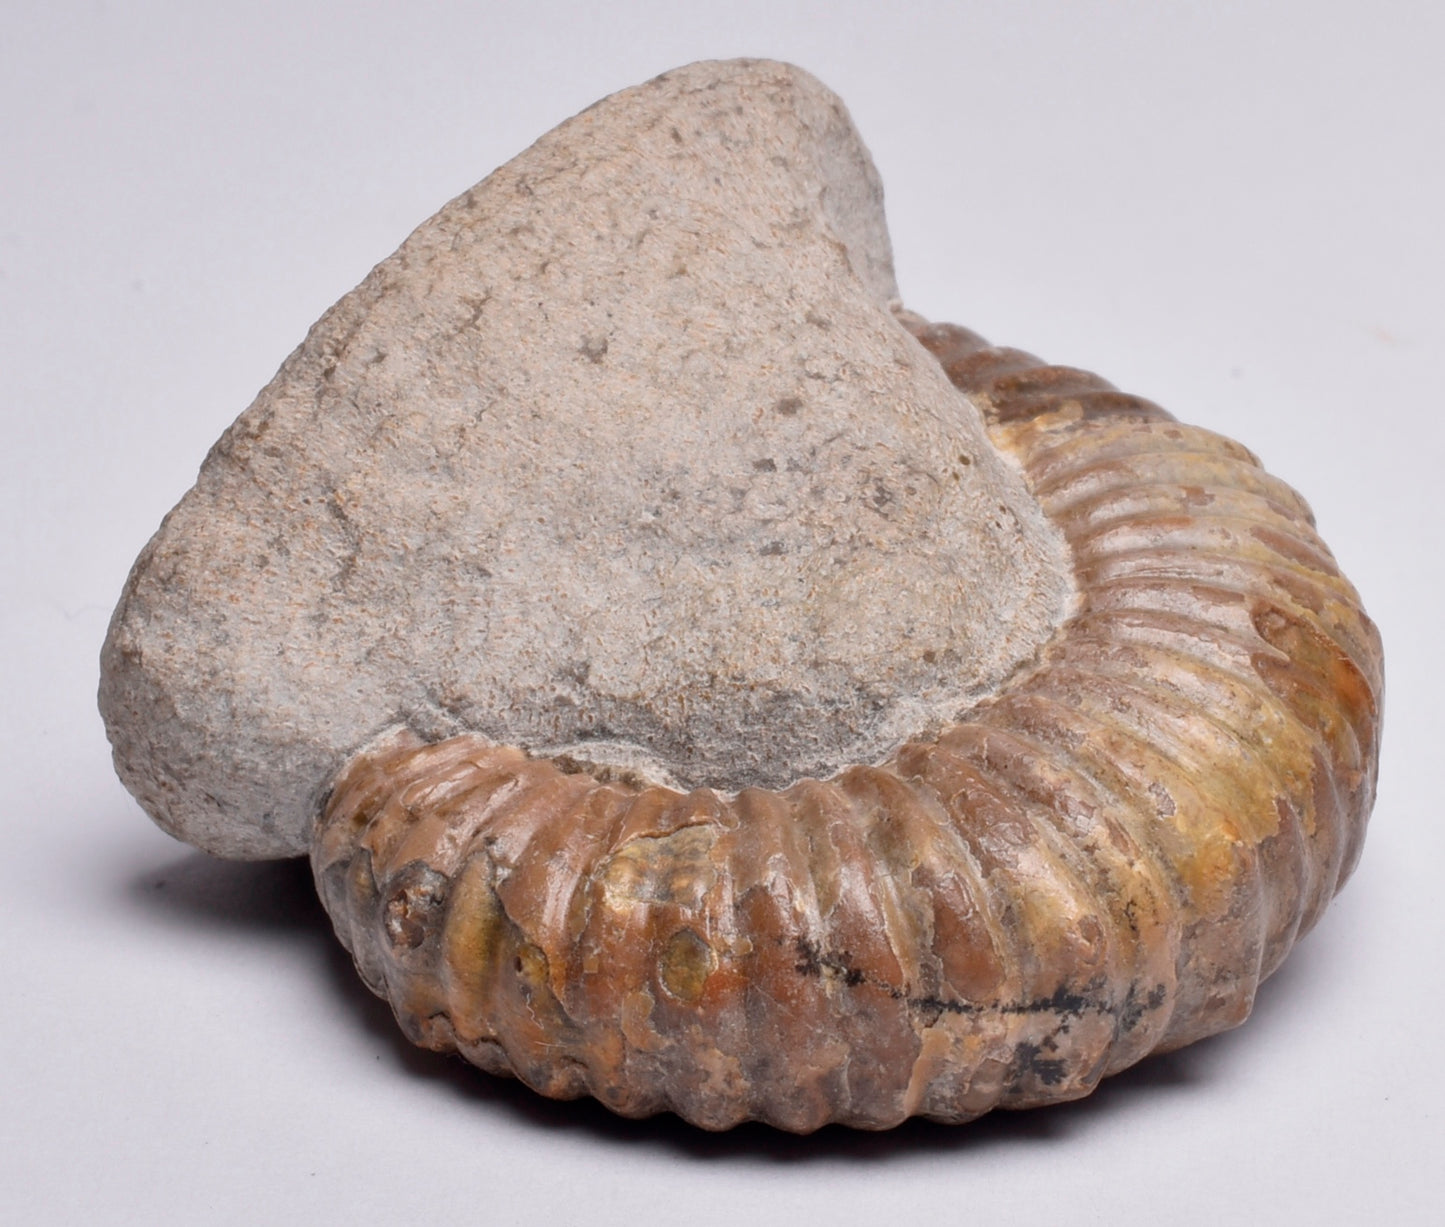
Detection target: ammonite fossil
<box><xmin>101</xmin><ymin>59</ymin><xmax>1382</xmax><ymax>1133</ymax></box>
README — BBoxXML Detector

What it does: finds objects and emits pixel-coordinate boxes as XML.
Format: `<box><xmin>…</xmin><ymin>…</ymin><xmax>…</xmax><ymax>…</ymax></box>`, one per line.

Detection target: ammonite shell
<box><xmin>101</xmin><ymin>59</ymin><xmax>1382</xmax><ymax>1133</ymax></box>
<box><xmin>311</xmin><ymin>312</ymin><xmax>1381</xmax><ymax>1131</ymax></box>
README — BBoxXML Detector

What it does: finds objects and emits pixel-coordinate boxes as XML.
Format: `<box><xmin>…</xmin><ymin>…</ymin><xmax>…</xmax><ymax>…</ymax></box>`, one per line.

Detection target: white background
<box><xmin>4</xmin><ymin>2</ymin><xmax>1442</xmax><ymax>1223</ymax></box>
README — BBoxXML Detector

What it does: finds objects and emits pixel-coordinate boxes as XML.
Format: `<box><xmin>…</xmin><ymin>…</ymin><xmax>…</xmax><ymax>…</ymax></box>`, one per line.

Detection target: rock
<box><xmin>99</xmin><ymin>58</ymin><xmax>1072</xmax><ymax>860</ymax></box>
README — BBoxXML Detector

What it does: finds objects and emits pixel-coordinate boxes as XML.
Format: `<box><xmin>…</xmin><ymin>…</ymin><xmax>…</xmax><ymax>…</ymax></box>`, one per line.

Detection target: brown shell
<box><xmin>310</xmin><ymin>315</ymin><xmax>1383</xmax><ymax>1132</ymax></box>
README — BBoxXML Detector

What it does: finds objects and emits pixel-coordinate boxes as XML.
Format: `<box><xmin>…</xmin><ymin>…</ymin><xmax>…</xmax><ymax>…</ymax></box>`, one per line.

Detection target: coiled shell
<box><xmin>311</xmin><ymin>314</ymin><xmax>1383</xmax><ymax>1131</ymax></box>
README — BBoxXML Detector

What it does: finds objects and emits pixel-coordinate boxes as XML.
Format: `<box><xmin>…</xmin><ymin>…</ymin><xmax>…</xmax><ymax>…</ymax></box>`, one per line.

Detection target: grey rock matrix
<box><xmin>100</xmin><ymin>59</ymin><xmax>1072</xmax><ymax>859</ymax></box>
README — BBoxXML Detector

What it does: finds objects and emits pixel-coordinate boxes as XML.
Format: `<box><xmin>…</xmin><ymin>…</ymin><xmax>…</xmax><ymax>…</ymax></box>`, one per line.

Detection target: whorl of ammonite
<box><xmin>312</xmin><ymin>314</ymin><xmax>1382</xmax><ymax>1132</ymax></box>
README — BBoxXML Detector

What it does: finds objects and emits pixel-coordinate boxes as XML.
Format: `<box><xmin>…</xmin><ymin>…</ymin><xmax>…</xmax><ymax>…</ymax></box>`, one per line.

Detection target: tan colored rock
<box><xmin>100</xmin><ymin>58</ymin><xmax>1071</xmax><ymax>859</ymax></box>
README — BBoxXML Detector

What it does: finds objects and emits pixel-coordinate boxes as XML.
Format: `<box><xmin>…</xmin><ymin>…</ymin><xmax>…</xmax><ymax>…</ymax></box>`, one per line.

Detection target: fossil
<box><xmin>101</xmin><ymin>59</ymin><xmax>1382</xmax><ymax>1132</ymax></box>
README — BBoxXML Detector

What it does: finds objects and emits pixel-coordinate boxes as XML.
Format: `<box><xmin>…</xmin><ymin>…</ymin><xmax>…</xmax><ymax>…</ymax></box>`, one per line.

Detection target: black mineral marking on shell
<box><xmin>1012</xmin><ymin>1041</ymin><xmax>1068</xmax><ymax>1087</ymax></box>
<box><xmin>793</xmin><ymin>939</ymin><xmax>1111</xmax><ymax>1027</ymax></box>
<box><xmin>1120</xmin><ymin>981</ymin><xmax>1170</xmax><ymax>1032</ymax></box>
<box><xmin>794</xmin><ymin>939</ymin><xmax>867</xmax><ymax>987</ymax></box>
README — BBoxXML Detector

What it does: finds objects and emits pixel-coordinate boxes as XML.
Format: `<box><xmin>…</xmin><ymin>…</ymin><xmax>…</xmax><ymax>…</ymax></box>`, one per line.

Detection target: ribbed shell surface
<box><xmin>311</xmin><ymin>316</ymin><xmax>1383</xmax><ymax>1131</ymax></box>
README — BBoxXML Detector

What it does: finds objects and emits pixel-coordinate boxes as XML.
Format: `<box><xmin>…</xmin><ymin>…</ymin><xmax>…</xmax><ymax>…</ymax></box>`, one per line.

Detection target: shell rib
<box><xmin>311</xmin><ymin>314</ymin><xmax>1383</xmax><ymax>1132</ymax></box>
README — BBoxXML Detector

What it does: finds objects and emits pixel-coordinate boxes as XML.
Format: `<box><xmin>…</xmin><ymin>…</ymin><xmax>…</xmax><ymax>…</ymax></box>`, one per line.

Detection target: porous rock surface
<box><xmin>100</xmin><ymin>59</ymin><xmax>1073</xmax><ymax>859</ymax></box>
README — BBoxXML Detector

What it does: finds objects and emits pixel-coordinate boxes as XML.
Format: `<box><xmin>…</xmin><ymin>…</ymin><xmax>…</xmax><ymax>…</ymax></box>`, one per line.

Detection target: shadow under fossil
<box><xmin>123</xmin><ymin>846</ymin><xmax>1332</xmax><ymax>1163</ymax></box>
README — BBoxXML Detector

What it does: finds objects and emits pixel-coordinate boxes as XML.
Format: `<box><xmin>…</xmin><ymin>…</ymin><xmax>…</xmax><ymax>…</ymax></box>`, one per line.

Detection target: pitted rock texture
<box><xmin>100</xmin><ymin>59</ymin><xmax>1073</xmax><ymax>859</ymax></box>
